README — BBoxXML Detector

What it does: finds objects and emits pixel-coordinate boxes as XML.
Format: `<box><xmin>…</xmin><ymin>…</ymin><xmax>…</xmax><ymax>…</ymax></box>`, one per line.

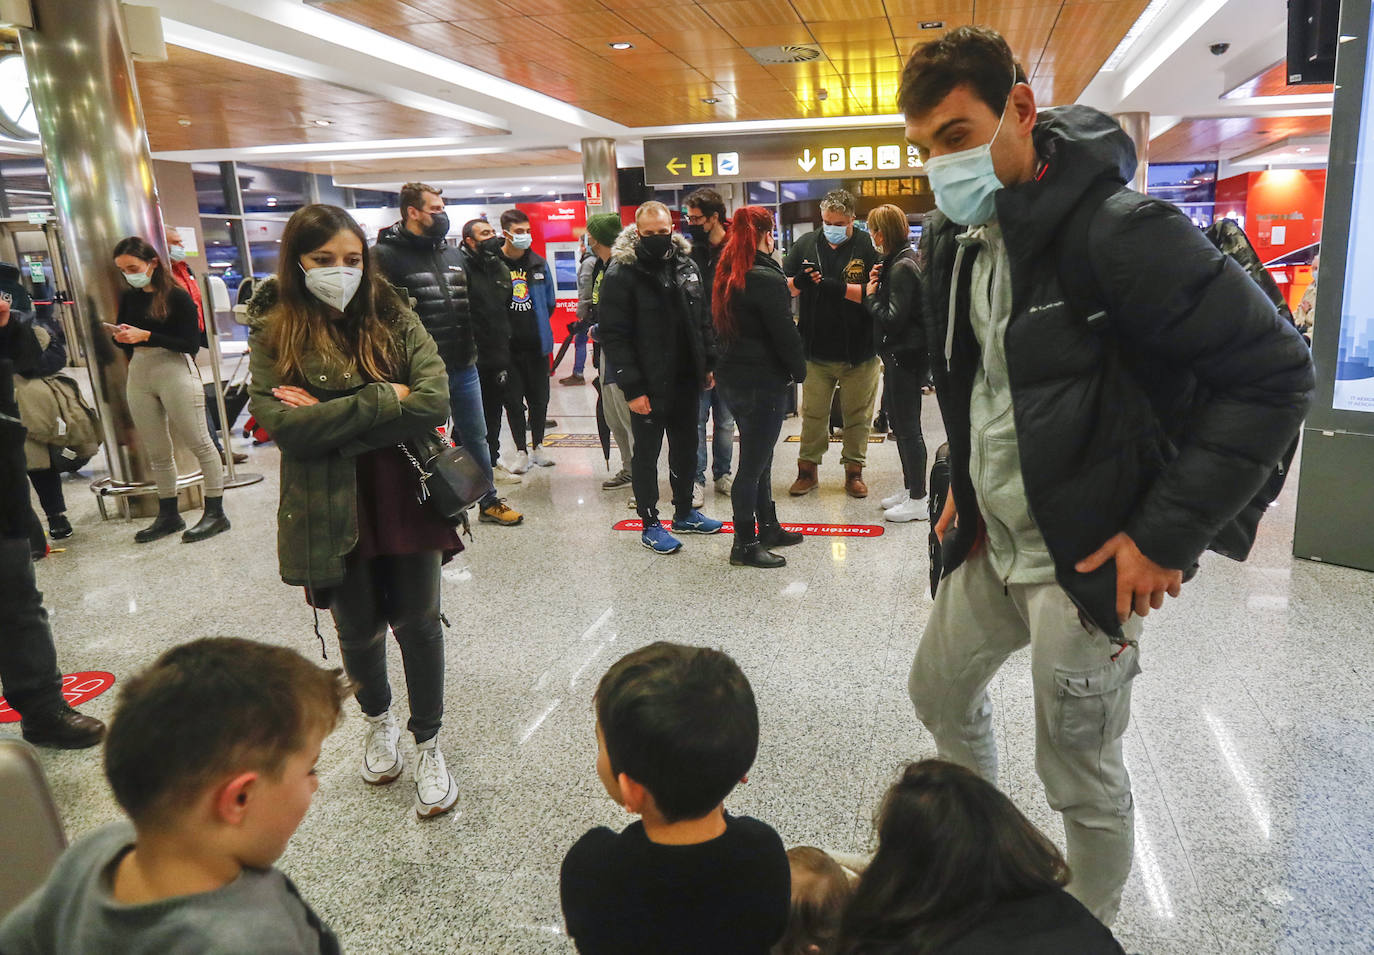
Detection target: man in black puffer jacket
<box><xmin>0</xmin><ymin>298</ymin><xmax>106</xmax><ymax>749</ymax></box>
<box><xmin>899</xmin><ymin>28</ymin><xmax>1314</xmax><ymax>928</ymax></box>
<box><xmin>599</xmin><ymin>202</ymin><xmax>723</xmax><ymax>555</ymax></box>
<box><xmin>373</xmin><ymin>183</ymin><xmax>520</xmax><ymax>527</ymax></box>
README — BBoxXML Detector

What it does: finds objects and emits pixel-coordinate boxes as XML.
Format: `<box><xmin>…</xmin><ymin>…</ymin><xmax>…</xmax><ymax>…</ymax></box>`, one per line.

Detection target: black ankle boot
<box><xmin>135</xmin><ymin>497</ymin><xmax>185</xmax><ymax>543</ymax></box>
<box><xmin>730</xmin><ymin>540</ymin><xmax>786</xmax><ymax>568</ymax></box>
<box><xmin>48</xmin><ymin>513</ymin><xmax>73</xmax><ymax>540</ymax></box>
<box><xmin>758</xmin><ymin>502</ymin><xmax>803</xmax><ymax>548</ymax></box>
<box><xmin>183</xmin><ymin>495</ymin><xmax>231</xmax><ymax>543</ymax></box>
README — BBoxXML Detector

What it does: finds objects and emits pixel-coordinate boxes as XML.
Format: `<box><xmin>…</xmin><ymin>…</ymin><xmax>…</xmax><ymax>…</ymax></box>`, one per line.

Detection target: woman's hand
<box><xmin>113</xmin><ymin>325</ymin><xmax>151</xmax><ymax>344</ymax></box>
<box><xmin>272</xmin><ymin>386</ymin><xmax>319</xmax><ymax>408</ymax></box>
<box><xmin>628</xmin><ymin>395</ymin><xmax>651</xmax><ymax>415</ymax></box>
<box><xmin>390</xmin><ymin>382</ymin><xmax>412</xmax><ymax>401</ymax></box>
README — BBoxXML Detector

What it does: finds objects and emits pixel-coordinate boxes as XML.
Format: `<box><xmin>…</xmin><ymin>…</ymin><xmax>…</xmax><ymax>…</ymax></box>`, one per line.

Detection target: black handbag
<box><xmin>399</xmin><ymin>430</ymin><xmax>489</xmax><ymax>526</ymax></box>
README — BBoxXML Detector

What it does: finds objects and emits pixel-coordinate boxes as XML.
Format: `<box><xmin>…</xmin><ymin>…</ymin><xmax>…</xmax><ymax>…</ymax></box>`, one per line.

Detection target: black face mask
<box><xmin>638</xmin><ymin>233</ymin><xmax>673</xmax><ymax>262</ymax></box>
<box><xmin>423</xmin><ymin>211</ymin><xmax>450</xmax><ymax>239</ymax></box>
<box><xmin>686</xmin><ymin>224</ymin><xmax>708</xmax><ymax>245</ymax></box>
<box><xmin>478</xmin><ymin>235</ymin><xmax>505</xmax><ymax>255</ymax></box>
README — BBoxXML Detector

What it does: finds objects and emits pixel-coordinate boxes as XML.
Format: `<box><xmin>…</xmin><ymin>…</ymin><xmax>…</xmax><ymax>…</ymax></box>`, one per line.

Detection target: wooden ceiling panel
<box><xmin>791</xmin><ymin>0</ymin><xmax>887</xmax><ymax>20</ymax></box>
<box><xmin>313</xmin><ymin>0</ymin><xmax>438</xmax><ymax>29</ymax></box>
<box><xmin>620</xmin><ymin>6</ymin><xmax>719</xmax><ymax>33</ymax></box>
<box><xmin>1225</xmin><ymin>61</ymin><xmax>1335</xmax><ymax>98</ymax></box>
<box><xmin>808</xmin><ymin>18</ymin><xmax>895</xmax><ymax>43</ymax></box>
<box><xmin>570</xmin><ymin>33</ymin><xmax>671</xmax><ymax>55</ymax></box>
<box><xmin>459</xmin><ymin>16</ymin><xmax>562</xmax><ymax>43</ymax></box>
<box><xmin>729</xmin><ymin>24</ymin><xmax>816</xmax><ymax>45</ymax></box>
<box><xmin>883</xmin><ymin>0</ymin><xmax>972</xmax><ymax>17</ymax></box>
<box><xmin>698</xmin><ymin>0</ymin><xmax>799</xmax><ymax>29</ymax></box>
<box><xmin>649</xmin><ymin>28</ymin><xmax>755</xmax><ymax>53</ymax></box>
<box><xmin>372</xmin><ymin>19</ymin><xmax>491</xmax><ymax>49</ymax></box>
<box><xmin>533</xmin><ymin>10</ymin><xmax>637</xmax><ymax>37</ymax></box>
<box><xmin>1149</xmin><ymin>115</ymin><xmax>1331</xmax><ymax>163</ymax></box>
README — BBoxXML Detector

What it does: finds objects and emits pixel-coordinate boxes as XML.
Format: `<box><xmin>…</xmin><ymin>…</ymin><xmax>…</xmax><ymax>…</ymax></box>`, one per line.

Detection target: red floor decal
<box><xmin>613</xmin><ymin>519</ymin><xmax>883</xmax><ymax>537</ymax></box>
<box><xmin>0</xmin><ymin>671</ymin><xmax>116</xmax><ymax>723</ymax></box>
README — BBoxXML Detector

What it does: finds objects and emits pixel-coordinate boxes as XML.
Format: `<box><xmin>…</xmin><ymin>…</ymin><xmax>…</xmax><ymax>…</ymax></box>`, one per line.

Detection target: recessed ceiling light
<box><xmin>1297</xmin><ymin>146</ymin><xmax>1312</xmax><ymax>152</ymax></box>
<box><xmin>522</xmin><ymin>186</ymin><xmax>530</xmax><ymax>191</ymax></box>
<box><xmin>608</xmin><ymin>41</ymin><xmax>634</xmax><ymax>50</ymax></box>
<box><xmin>313</xmin><ymin>119</ymin><xmax>332</xmax><ymax>127</ymax></box>
<box><xmin>504</xmin><ymin>192</ymin><xmax>512</xmax><ymax>197</ymax></box>
<box><xmin>177</xmin><ymin>118</ymin><xmax>191</xmax><ymax>127</ymax></box>
<box><xmin>702</xmin><ymin>97</ymin><xmax>719</xmax><ymax>104</ymax></box>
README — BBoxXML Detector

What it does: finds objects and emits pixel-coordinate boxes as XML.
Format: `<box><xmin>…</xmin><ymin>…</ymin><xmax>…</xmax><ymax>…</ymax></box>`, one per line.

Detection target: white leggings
<box><xmin>126</xmin><ymin>348</ymin><xmax>224</xmax><ymax>499</ymax></box>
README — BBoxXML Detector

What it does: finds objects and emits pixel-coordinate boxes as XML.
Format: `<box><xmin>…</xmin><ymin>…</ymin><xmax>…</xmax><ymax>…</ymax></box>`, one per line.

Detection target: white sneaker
<box><xmin>881</xmin><ymin>490</ymin><xmax>908</xmax><ymax>509</ymax></box>
<box><xmin>361</xmin><ymin>711</ymin><xmax>402</xmax><ymax>785</ymax></box>
<box><xmin>530</xmin><ymin>445</ymin><xmax>555</xmax><ymax>467</ymax></box>
<box><xmin>493</xmin><ymin>464</ymin><xmax>522</xmax><ymax>485</ymax></box>
<box><xmin>413</xmin><ymin>738</ymin><xmax>459</xmax><ymax>818</ymax></box>
<box><xmin>508</xmin><ymin>451</ymin><xmax>531</xmax><ymax>474</ymax></box>
<box><xmin>714</xmin><ymin>474</ymin><xmax>733</xmax><ymax>496</ymax></box>
<box><xmin>692</xmin><ymin>483</ymin><xmax>705</xmax><ymax>508</ymax></box>
<box><xmin>884</xmin><ymin>496</ymin><xmax>929</xmax><ymax>523</ymax></box>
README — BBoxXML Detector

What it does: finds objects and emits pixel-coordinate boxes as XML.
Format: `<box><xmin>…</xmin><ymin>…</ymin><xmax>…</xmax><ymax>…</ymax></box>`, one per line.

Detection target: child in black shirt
<box><xmin>560</xmin><ymin>641</ymin><xmax>790</xmax><ymax>954</ymax></box>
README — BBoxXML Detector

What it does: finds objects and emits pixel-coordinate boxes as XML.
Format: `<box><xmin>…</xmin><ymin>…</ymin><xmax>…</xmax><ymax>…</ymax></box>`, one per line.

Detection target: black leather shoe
<box><xmin>730</xmin><ymin>541</ymin><xmax>786</xmax><ymax>568</ymax></box>
<box><xmin>48</xmin><ymin>514</ymin><xmax>73</xmax><ymax>540</ymax></box>
<box><xmin>182</xmin><ymin>513</ymin><xmax>230</xmax><ymax>543</ymax></box>
<box><xmin>135</xmin><ymin>498</ymin><xmax>185</xmax><ymax>543</ymax></box>
<box><xmin>759</xmin><ymin>523</ymin><xmax>804</xmax><ymax>548</ymax></box>
<box><xmin>21</xmin><ymin>707</ymin><xmax>107</xmax><ymax>750</ymax></box>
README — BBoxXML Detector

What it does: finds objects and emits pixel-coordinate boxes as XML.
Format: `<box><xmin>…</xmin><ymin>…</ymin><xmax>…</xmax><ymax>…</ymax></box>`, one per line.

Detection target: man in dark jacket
<box><xmin>685</xmin><ymin>187</ymin><xmax>735</xmax><ymax>506</ymax></box>
<box><xmin>783</xmin><ymin>189</ymin><xmax>880</xmax><ymax>498</ymax></box>
<box><xmin>900</xmin><ymin>28</ymin><xmax>1314</xmax><ymax>926</ymax></box>
<box><xmin>599</xmin><ymin>201</ymin><xmax>723</xmax><ymax>554</ymax></box>
<box><xmin>373</xmin><ymin>184</ymin><xmax>520</xmax><ymax>527</ymax></box>
<box><xmin>0</xmin><ymin>296</ymin><xmax>106</xmax><ymax>749</ymax></box>
<box><xmin>496</xmin><ymin>208</ymin><xmax>558</xmax><ymax>473</ymax></box>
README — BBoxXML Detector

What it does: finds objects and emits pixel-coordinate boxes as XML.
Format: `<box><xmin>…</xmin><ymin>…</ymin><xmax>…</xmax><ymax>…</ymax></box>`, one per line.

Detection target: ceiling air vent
<box><xmin>746</xmin><ymin>44</ymin><xmax>822</xmax><ymax>65</ymax></box>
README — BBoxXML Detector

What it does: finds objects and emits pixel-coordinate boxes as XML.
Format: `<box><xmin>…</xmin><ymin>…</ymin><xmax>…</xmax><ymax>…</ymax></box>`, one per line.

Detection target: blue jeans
<box><xmin>573</xmin><ymin>330</ymin><xmax>589</xmax><ymax>376</ymax></box>
<box><xmin>448</xmin><ymin>365</ymin><xmax>497</xmax><ymax>508</ymax></box>
<box><xmin>696</xmin><ymin>387</ymin><xmax>735</xmax><ymax>485</ymax></box>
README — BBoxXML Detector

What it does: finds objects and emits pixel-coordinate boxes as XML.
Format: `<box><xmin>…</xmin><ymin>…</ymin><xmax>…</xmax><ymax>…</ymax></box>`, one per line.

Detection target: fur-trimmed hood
<box><xmin>609</xmin><ymin>225</ymin><xmax>692</xmax><ymax>267</ymax></box>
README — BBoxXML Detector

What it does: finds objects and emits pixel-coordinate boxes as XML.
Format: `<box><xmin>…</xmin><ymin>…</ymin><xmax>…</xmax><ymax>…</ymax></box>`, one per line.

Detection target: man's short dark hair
<box><xmin>500</xmin><ymin>209</ymin><xmax>531</xmax><ymax>231</ymax></box>
<box><xmin>595</xmin><ymin>642</ymin><xmax>758</xmax><ymax>822</ymax></box>
<box><xmin>399</xmin><ymin>181</ymin><xmax>441</xmax><ymax>219</ymax></box>
<box><xmin>104</xmin><ymin>638</ymin><xmax>350</xmax><ymax>827</ymax></box>
<box><xmin>897</xmin><ymin>26</ymin><xmax>1027</xmax><ymax>119</ymax></box>
<box><xmin>685</xmin><ymin>187</ymin><xmax>726</xmax><ymax>222</ymax></box>
<box><xmin>461</xmin><ymin>217</ymin><xmax>489</xmax><ymax>240</ymax></box>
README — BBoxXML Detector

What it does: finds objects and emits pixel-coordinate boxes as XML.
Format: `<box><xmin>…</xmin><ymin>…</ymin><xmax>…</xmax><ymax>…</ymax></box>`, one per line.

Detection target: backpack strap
<box><xmin>1054</xmin><ymin>178</ymin><xmax>1129</xmax><ymax>329</ymax></box>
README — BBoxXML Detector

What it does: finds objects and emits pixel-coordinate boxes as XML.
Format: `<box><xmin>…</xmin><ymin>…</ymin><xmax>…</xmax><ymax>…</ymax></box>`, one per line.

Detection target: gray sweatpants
<box><xmin>600</xmin><ymin>351</ymin><xmax>634</xmax><ymax>476</ymax></box>
<box><xmin>908</xmin><ymin>549</ymin><xmax>1142</xmax><ymax>925</ymax></box>
<box><xmin>126</xmin><ymin>347</ymin><xmax>224</xmax><ymax>499</ymax></box>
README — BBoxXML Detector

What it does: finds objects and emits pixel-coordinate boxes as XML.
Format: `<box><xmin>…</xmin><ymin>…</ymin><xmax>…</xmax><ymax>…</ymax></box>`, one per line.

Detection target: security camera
<box><xmin>1209</xmin><ymin>42</ymin><xmax>1230</xmax><ymax>56</ymax></box>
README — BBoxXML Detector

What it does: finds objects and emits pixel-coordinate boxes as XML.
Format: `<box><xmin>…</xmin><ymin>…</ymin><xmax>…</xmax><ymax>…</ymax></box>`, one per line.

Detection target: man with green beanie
<box><xmin>563</xmin><ymin>213</ymin><xmax>626</xmax><ymax>387</ymax></box>
<box><xmin>577</xmin><ymin>214</ymin><xmax>636</xmax><ymax>491</ymax></box>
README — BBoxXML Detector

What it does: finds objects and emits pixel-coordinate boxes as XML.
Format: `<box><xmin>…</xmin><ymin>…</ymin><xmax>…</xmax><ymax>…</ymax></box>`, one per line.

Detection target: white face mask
<box><xmin>168</xmin><ymin>245</ymin><xmax>187</xmax><ymax>262</ymax></box>
<box><xmin>124</xmin><ymin>269</ymin><xmax>152</xmax><ymax>288</ymax></box>
<box><xmin>301</xmin><ymin>264</ymin><xmax>362</xmax><ymax>312</ymax></box>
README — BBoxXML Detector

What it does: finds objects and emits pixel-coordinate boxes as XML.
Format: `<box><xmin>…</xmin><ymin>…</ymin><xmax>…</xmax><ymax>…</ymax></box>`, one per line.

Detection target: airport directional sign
<box><xmin>644</xmin><ymin>128</ymin><xmax>923</xmax><ymax>185</ymax></box>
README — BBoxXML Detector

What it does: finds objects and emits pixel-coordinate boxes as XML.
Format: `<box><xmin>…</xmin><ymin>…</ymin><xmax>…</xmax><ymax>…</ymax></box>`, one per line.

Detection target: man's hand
<box><xmin>705</xmin><ymin>372</ymin><xmax>715</xmax><ymax>390</ymax></box>
<box><xmin>1076</xmin><ymin>532</ymin><xmax>1183</xmax><ymax>622</ymax></box>
<box><xmin>934</xmin><ymin>492</ymin><xmax>956</xmax><ymax>544</ymax></box>
<box><xmin>628</xmin><ymin>395</ymin><xmax>651</xmax><ymax>415</ymax></box>
<box><xmin>0</xmin><ymin>299</ymin><xmax>10</xmax><ymax>328</ymax></box>
<box><xmin>272</xmin><ymin>386</ymin><xmax>320</xmax><ymax>408</ymax></box>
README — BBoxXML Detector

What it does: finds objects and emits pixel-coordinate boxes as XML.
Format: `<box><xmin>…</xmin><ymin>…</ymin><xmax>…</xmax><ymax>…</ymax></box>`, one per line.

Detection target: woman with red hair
<box><xmin>712</xmin><ymin>206</ymin><xmax>807</xmax><ymax>568</ymax></box>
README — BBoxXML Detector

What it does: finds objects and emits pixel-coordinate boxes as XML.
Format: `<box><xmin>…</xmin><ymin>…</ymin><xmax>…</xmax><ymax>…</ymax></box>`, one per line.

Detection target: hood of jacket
<box><xmin>991</xmin><ymin>105</ymin><xmax>1136</xmax><ymax>258</ymax></box>
<box><xmin>375</xmin><ymin>221</ymin><xmax>442</xmax><ymax>252</ymax></box>
<box><xmin>610</xmin><ymin>225</ymin><xmax>692</xmax><ymax>268</ymax></box>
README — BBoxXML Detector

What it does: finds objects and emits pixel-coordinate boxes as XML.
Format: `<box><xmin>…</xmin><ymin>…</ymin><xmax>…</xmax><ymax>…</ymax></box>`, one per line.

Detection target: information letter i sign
<box><xmin>585</xmin><ymin>182</ymin><xmax>603</xmax><ymax>206</ymax></box>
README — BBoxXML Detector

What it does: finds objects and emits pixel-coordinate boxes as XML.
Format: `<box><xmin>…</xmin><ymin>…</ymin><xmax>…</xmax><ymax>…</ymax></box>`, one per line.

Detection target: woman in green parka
<box><xmin>247</xmin><ymin>203</ymin><xmax>462</xmax><ymax>820</ymax></box>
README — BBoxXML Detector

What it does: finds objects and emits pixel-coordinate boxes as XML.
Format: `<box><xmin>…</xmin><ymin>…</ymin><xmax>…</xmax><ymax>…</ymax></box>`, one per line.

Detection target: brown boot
<box><xmin>844</xmin><ymin>463</ymin><xmax>868</xmax><ymax>498</ymax></box>
<box><xmin>789</xmin><ymin>460</ymin><xmax>818</xmax><ymax>496</ymax></box>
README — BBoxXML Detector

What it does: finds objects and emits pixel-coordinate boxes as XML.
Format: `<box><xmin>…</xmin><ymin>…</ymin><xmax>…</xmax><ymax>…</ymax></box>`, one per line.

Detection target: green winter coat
<box><xmin>246</xmin><ymin>278</ymin><xmax>450</xmax><ymax>590</ymax></box>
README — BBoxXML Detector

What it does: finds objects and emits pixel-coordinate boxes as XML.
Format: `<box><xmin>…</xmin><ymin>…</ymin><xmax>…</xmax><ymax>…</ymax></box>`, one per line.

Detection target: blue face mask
<box><xmin>508</xmin><ymin>232</ymin><xmax>533</xmax><ymax>251</ymax></box>
<box><xmin>923</xmin><ymin>102</ymin><xmax>1010</xmax><ymax>226</ymax></box>
<box><xmin>822</xmin><ymin>223</ymin><xmax>849</xmax><ymax>245</ymax></box>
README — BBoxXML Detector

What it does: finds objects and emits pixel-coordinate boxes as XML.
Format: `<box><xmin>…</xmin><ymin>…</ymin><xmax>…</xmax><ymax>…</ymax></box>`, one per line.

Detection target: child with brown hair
<box><xmin>0</xmin><ymin>637</ymin><xmax>350</xmax><ymax>954</ymax></box>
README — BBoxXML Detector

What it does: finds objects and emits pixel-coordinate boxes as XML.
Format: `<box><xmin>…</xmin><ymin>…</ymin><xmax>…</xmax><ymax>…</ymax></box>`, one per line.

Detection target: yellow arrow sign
<box><xmin>666</xmin><ymin>156</ymin><xmax>686</xmax><ymax>175</ymax></box>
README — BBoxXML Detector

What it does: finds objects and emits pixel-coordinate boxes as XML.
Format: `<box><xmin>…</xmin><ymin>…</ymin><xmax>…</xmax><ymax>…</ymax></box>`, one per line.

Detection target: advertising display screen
<box><xmin>1333</xmin><ymin>5</ymin><xmax>1374</xmax><ymax>412</ymax></box>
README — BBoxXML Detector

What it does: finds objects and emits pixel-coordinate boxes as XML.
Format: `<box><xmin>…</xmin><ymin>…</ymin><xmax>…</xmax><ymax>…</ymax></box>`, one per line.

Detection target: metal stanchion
<box><xmin>201</xmin><ymin>274</ymin><xmax>262</xmax><ymax>490</ymax></box>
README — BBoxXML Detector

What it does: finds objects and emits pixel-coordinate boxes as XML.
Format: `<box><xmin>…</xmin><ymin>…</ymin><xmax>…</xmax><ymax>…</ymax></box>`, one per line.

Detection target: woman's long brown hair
<box><xmin>265</xmin><ymin>204</ymin><xmax>398</xmax><ymax>386</ymax></box>
<box><xmin>112</xmin><ymin>236</ymin><xmax>176</xmax><ymax>322</ymax></box>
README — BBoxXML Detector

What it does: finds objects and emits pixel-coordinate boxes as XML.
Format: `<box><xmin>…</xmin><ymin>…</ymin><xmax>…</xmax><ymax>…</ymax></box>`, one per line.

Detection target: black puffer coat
<box><xmin>599</xmin><ymin>227</ymin><xmax>716</xmax><ymax>405</ymax></box>
<box><xmin>372</xmin><ymin>223</ymin><xmax>474</xmax><ymax>370</ymax></box>
<box><xmin>926</xmin><ymin>105</ymin><xmax>1314</xmax><ymax>636</ymax></box>
<box><xmin>459</xmin><ymin>244</ymin><xmax>514</xmax><ymax>373</ymax></box>
<box><xmin>866</xmin><ymin>244</ymin><xmax>925</xmax><ymax>366</ymax></box>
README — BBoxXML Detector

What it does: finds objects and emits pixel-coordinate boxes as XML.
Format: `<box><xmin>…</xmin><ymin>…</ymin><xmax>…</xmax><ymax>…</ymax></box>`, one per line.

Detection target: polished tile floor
<box><xmin>11</xmin><ymin>379</ymin><xmax>1374</xmax><ymax>954</ymax></box>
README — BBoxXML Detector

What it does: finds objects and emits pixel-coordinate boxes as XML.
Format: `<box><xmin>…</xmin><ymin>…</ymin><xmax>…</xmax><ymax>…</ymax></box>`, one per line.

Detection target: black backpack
<box><xmin>1054</xmin><ymin>180</ymin><xmax>1300</xmax><ymax>563</ymax></box>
